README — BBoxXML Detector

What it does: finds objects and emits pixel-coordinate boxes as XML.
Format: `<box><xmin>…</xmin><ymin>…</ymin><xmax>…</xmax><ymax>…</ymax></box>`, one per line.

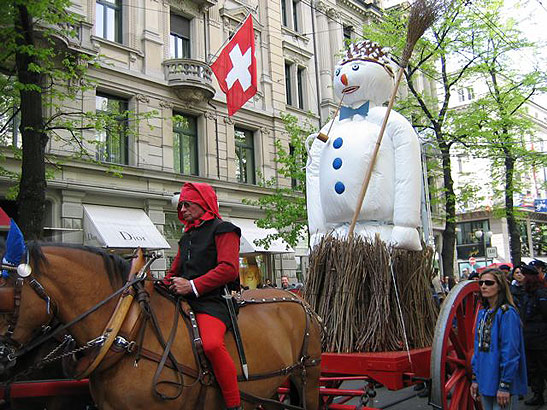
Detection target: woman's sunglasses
<box><xmin>478</xmin><ymin>280</ymin><xmax>497</xmax><ymax>287</ymax></box>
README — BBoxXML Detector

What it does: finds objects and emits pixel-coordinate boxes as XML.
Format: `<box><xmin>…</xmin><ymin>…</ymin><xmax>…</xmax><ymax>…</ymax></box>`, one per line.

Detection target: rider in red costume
<box><xmin>164</xmin><ymin>182</ymin><xmax>241</xmax><ymax>410</ymax></box>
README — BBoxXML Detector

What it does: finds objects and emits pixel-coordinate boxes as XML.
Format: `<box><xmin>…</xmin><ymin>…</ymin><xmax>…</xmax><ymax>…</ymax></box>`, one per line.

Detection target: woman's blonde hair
<box><xmin>479</xmin><ymin>268</ymin><xmax>516</xmax><ymax>310</ymax></box>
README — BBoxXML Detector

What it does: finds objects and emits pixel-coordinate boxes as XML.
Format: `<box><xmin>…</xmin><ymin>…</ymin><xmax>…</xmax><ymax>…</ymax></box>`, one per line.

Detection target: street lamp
<box><xmin>475</xmin><ymin>230</ymin><xmax>493</xmax><ymax>267</ymax></box>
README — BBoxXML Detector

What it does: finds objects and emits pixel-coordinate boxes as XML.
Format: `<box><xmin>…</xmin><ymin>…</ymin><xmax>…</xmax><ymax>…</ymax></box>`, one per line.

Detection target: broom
<box><xmin>348</xmin><ymin>0</ymin><xmax>443</xmax><ymax>236</ymax></box>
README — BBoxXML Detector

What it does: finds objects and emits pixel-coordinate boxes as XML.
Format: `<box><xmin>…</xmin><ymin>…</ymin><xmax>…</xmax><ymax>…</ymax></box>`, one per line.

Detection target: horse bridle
<box><xmin>0</xmin><ymin>251</ymin><xmax>152</xmax><ymax>372</ymax></box>
<box><xmin>0</xmin><ymin>252</ymin><xmax>57</xmax><ymax>363</ymax></box>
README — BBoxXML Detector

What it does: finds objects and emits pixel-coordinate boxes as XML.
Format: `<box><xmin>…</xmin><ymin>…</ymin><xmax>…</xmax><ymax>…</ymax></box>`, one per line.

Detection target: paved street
<box><xmin>338</xmin><ymin>381</ymin><xmax>547</xmax><ymax>409</ymax></box>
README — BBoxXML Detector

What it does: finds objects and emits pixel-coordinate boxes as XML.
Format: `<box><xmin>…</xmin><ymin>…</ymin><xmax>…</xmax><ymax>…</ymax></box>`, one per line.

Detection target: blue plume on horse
<box><xmin>3</xmin><ymin>219</ymin><xmax>26</xmax><ymax>266</ymax></box>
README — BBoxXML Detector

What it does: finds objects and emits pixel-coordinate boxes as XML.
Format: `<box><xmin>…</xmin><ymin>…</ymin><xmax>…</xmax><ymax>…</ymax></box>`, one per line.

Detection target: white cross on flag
<box><xmin>211</xmin><ymin>15</ymin><xmax>257</xmax><ymax>116</ymax></box>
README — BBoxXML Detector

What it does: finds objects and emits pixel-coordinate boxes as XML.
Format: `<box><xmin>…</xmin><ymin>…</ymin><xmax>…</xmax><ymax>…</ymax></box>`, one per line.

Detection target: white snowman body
<box><xmin>306</xmin><ymin>42</ymin><xmax>422</xmax><ymax>251</ymax></box>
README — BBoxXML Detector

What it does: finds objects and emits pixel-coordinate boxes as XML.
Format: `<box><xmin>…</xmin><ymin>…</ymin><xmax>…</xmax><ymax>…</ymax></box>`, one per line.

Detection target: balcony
<box><xmin>163</xmin><ymin>59</ymin><xmax>216</xmax><ymax>104</ymax></box>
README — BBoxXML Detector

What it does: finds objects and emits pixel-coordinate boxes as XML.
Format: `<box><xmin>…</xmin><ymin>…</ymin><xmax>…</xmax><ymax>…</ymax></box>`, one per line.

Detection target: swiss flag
<box><xmin>211</xmin><ymin>15</ymin><xmax>257</xmax><ymax>116</ymax></box>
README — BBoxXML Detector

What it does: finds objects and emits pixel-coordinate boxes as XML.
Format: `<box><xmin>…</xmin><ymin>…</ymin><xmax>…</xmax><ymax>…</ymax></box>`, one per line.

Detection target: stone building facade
<box><xmin>1</xmin><ymin>0</ymin><xmax>389</xmax><ymax>285</ymax></box>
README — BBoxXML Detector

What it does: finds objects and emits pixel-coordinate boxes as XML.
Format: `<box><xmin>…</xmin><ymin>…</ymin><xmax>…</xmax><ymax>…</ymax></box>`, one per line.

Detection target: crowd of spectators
<box><xmin>432</xmin><ymin>258</ymin><xmax>547</xmax><ymax>406</ymax></box>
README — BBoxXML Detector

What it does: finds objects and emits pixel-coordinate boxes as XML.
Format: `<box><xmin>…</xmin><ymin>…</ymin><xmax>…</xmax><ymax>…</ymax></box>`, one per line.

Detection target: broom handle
<box><xmin>348</xmin><ymin>66</ymin><xmax>406</xmax><ymax>237</ymax></box>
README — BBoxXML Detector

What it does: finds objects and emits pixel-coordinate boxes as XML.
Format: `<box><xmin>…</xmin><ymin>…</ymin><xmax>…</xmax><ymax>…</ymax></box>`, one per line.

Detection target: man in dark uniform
<box><xmin>530</xmin><ymin>259</ymin><xmax>547</xmax><ymax>280</ymax></box>
<box><xmin>519</xmin><ymin>264</ymin><xmax>547</xmax><ymax>406</ymax></box>
<box><xmin>164</xmin><ymin>182</ymin><xmax>242</xmax><ymax>410</ymax></box>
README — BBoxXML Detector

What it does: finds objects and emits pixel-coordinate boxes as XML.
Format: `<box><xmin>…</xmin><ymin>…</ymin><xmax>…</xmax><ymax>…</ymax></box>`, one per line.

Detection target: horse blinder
<box><xmin>0</xmin><ymin>287</ymin><xmax>16</xmax><ymax>313</ymax></box>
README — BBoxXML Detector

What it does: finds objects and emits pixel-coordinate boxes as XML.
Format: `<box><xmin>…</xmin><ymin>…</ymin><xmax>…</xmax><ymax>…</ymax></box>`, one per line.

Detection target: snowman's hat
<box><xmin>338</xmin><ymin>40</ymin><xmax>395</xmax><ymax>78</ymax></box>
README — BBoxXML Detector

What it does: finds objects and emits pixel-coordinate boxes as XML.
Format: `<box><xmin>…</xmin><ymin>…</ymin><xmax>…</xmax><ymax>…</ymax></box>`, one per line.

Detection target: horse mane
<box><xmin>27</xmin><ymin>242</ymin><xmax>131</xmax><ymax>290</ymax></box>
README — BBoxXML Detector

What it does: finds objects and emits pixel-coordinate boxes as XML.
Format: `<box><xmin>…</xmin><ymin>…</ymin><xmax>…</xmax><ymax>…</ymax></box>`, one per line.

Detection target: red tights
<box><xmin>196</xmin><ymin>313</ymin><xmax>240</xmax><ymax>408</ymax></box>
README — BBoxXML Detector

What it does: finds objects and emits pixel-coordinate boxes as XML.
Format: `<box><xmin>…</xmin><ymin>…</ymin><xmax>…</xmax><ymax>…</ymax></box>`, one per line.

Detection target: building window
<box><xmin>234</xmin><ymin>128</ymin><xmax>255</xmax><ymax>184</ymax></box>
<box><xmin>0</xmin><ymin>107</ymin><xmax>20</xmax><ymax>148</ymax></box>
<box><xmin>457</xmin><ymin>88</ymin><xmax>465</xmax><ymax>102</ymax></box>
<box><xmin>285</xmin><ymin>62</ymin><xmax>306</xmax><ymax>109</ymax></box>
<box><xmin>457</xmin><ymin>86</ymin><xmax>474</xmax><ymax>103</ymax></box>
<box><xmin>281</xmin><ymin>0</ymin><xmax>300</xmax><ymax>32</ymax></box>
<box><xmin>467</xmin><ymin>87</ymin><xmax>474</xmax><ymax>100</ymax></box>
<box><xmin>95</xmin><ymin>93</ymin><xmax>128</xmax><ymax>164</ymax></box>
<box><xmin>289</xmin><ymin>144</ymin><xmax>305</xmax><ymax>190</ymax></box>
<box><xmin>285</xmin><ymin>62</ymin><xmax>293</xmax><ymax>106</ymax></box>
<box><xmin>164</xmin><ymin>212</ymin><xmax>184</xmax><ymax>240</ymax></box>
<box><xmin>455</xmin><ymin>220</ymin><xmax>492</xmax><ymax>261</ymax></box>
<box><xmin>173</xmin><ymin>113</ymin><xmax>198</xmax><ymax>175</ymax></box>
<box><xmin>297</xmin><ymin>66</ymin><xmax>305</xmax><ymax>109</ymax></box>
<box><xmin>292</xmin><ymin>0</ymin><xmax>299</xmax><ymax>32</ymax></box>
<box><xmin>95</xmin><ymin>0</ymin><xmax>122</xmax><ymax>43</ymax></box>
<box><xmin>457</xmin><ymin>220</ymin><xmax>491</xmax><ymax>246</ymax></box>
<box><xmin>281</xmin><ymin>0</ymin><xmax>288</xmax><ymax>27</ymax></box>
<box><xmin>170</xmin><ymin>15</ymin><xmax>191</xmax><ymax>59</ymax></box>
<box><xmin>343</xmin><ymin>25</ymin><xmax>353</xmax><ymax>44</ymax></box>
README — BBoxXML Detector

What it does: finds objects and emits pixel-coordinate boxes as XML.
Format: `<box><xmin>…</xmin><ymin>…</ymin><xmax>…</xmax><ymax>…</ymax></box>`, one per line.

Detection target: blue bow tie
<box><xmin>339</xmin><ymin>101</ymin><xmax>370</xmax><ymax>120</ymax></box>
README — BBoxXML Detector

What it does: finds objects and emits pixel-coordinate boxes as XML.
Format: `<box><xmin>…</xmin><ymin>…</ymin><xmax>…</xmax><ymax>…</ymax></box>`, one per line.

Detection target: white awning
<box><xmin>83</xmin><ymin>204</ymin><xmax>170</xmax><ymax>250</ymax></box>
<box><xmin>522</xmin><ymin>256</ymin><xmax>547</xmax><ymax>264</ymax></box>
<box><xmin>229</xmin><ymin>217</ymin><xmax>294</xmax><ymax>254</ymax></box>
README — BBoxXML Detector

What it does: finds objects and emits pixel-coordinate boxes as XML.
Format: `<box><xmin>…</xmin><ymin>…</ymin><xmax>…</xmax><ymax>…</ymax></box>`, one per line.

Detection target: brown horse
<box><xmin>0</xmin><ymin>243</ymin><xmax>322</xmax><ymax>410</ymax></box>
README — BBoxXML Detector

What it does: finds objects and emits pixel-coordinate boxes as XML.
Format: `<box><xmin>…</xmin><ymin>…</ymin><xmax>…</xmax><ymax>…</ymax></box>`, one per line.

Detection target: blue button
<box><xmin>333</xmin><ymin>138</ymin><xmax>343</xmax><ymax>149</ymax></box>
<box><xmin>335</xmin><ymin>182</ymin><xmax>345</xmax><ymax>194</ymax></box>
<box><xmin>332</xmin><ymin>158</ymin><xmax>342</xmax><ymax>169</ymax></box>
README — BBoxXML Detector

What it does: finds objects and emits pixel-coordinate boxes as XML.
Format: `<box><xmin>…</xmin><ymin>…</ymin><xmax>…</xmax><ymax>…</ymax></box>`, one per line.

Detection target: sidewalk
<box><xmin>340</xmin><ymin>382</ymin><xmax>547</xmax><ymax>409</ymax></box>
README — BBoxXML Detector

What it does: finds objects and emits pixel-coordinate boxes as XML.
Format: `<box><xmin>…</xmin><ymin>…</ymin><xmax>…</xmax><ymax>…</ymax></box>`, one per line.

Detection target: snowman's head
<box><xmin>334</xmin><ymin>40</ymin><xmax>395</xmax><ymax>108</ymax></box>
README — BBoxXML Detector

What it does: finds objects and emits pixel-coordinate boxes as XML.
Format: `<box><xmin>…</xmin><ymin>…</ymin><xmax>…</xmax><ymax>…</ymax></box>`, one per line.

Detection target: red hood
<box><xmin>177</xmin><ymin>183</ymin><xmax>221</xmax><ymax>225</ymax></box>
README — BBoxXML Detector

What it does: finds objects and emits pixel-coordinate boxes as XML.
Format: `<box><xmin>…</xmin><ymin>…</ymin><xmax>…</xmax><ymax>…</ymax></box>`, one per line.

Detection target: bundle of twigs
<box><xmin>303</xmin><ymin>235</ymin><xmax>438</xmax><ymax>353</ymax></box>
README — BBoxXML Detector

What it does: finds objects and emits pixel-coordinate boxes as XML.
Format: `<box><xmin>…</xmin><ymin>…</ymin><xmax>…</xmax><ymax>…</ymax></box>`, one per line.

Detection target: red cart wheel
<box><xmin>430</xmin><ymin>280</ymin><xmax>482</xmax><ymax>410</ymax></box>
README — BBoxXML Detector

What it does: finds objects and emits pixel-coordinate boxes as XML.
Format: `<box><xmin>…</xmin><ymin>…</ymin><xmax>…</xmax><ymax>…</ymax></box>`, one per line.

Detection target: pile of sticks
<box><xmin>303</xmin><ymin>235</ymin><xmax>438</xmax><ymax>353</ymax></box>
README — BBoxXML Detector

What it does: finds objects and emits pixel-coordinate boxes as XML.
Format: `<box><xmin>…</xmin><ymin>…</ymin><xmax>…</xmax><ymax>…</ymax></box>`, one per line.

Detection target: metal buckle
<box><xmin>88</xmin><ymin>335</ymin><xmax>106</xmax><ymax>347</ymax></box>
<box><xmin>113</xmin><ymin>336</ymin><xmax>136</xmax><ymax>353</ymax></box>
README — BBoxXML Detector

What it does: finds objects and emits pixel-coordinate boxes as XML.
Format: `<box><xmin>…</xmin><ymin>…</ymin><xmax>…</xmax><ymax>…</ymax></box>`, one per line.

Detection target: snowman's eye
<box><xmin>352</xmin><ymin>64</ymin><xmax>359</xmax><ymax>71</ymax></box>
<box><xmin>335</xmin><ymin>68</ymin><xmax>341</xmax><ymax>76</ymax></box>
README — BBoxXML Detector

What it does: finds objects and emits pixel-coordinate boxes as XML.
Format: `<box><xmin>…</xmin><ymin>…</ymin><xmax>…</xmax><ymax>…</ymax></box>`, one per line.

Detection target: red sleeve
<box><xmin>162</xmin><ymin>249</ymin><xmax>181</xmax><ymax>285</ymax></box>
<box><xmin>193</xmin><ymin>231</ymin><xmax>240</xmax><ymax>296</ymax></box>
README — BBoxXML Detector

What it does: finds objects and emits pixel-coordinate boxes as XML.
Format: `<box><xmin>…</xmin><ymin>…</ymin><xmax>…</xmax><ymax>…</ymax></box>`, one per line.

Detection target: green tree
<box><xmin>452</xmin><ymin>12</ymin><xmax>547</xmax><ymax>265</ymax></box>
<box><xmin>0</xmin><ymin>0</ymin><xmax>155</xmax><ymax>239</ymax></box>
<box><xmin>0</xmin><ymin>0</ymin><xmax>91</xmax><ymax>238</ymax></box>
<box><xmin>362</xmin><ymin>0</ymin><xmax>483</xmax><ymax>280</ymax></box>
<box><xmin>243</xmin><ymin>113</ymin><xmax>313</xmax><ymax>249</ymax></box>
<box><xmin>362</xmin><ymin>0</ymin><xmax>547</xmax><ymax>274</ymax></box>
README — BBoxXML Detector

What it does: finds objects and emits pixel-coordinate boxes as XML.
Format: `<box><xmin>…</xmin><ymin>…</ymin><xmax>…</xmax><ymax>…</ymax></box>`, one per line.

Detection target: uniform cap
<box><xmin>521</xmin><ymin>264</ymin><xmax>539</xmax><ymax>276</ymax></box>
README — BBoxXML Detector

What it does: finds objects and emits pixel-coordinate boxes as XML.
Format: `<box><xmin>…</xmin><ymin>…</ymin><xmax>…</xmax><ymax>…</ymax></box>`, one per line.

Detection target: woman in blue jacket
<box><xmin>471</xmin><ymin>268</ymin><xmax>527</xmax><ymax>409</ymax></box>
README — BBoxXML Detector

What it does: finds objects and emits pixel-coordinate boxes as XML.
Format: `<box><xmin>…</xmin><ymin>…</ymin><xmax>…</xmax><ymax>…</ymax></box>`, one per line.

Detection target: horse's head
<box><xmin>0</xmin><ymin>245</ymin><xmax>55</xmax><ymax>374</ymax></box>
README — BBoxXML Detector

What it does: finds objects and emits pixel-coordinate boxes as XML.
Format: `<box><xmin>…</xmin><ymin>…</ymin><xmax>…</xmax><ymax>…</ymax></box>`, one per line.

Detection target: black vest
<box><xmin>175</xmin><ymin>218</ymin><xmax>240</xmax><ymax>326</ymax></box>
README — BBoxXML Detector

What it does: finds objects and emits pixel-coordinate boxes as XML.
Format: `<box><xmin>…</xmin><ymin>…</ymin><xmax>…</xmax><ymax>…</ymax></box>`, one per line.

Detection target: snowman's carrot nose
<box><xmin>341</xmin><ymin>74</ymin><xmax>348</xmax><ymax>86</ymax></box>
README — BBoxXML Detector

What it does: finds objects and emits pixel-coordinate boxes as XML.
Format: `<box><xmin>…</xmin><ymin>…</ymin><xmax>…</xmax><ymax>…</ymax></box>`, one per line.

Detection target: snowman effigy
<box><xmin>303</xmin><ymin>40</ymin><xmax>438</xmax><ymax>353</ymax></box>
<box><xmin>306</xmin><ymin>41</ymin><xmax>422</xmax><ymax>251</ymax></box>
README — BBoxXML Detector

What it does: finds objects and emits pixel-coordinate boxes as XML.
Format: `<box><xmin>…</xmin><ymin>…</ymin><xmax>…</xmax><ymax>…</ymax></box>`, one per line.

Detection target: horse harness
<box><xmin>147</xmin><ymin>286</ymin><xmax>321</xmax><ymax>410</ymax></box>
<box><xmin>0</xmin><ymin>254</ymin><xmax>321</xmax><ymax>410</ymax></box>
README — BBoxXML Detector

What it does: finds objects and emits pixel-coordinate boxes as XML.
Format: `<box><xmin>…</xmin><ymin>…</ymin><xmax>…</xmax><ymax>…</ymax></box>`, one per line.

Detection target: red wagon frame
<box><xmin>0</xmin><ymin>281</ymin><xmax>482</xmax><ymax>409</ymax></box>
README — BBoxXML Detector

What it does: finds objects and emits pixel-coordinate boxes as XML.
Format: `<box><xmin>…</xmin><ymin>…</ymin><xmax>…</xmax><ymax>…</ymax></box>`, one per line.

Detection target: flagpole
<box><xmin>207</xmin><ymin>6</ymin><xmax>258</xmax><ymax>65</ymax></box>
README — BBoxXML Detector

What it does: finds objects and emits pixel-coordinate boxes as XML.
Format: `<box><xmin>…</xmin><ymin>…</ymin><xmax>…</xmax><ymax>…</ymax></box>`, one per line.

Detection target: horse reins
<box><xmin>0</xmin><ymin>259</ymin><xmax>146</xmax><ymax>364</ymax></box>
<box><xmin>1</xmin><ymin>255</ymin><xmax>321</xmax><ymax>410</ymax></box>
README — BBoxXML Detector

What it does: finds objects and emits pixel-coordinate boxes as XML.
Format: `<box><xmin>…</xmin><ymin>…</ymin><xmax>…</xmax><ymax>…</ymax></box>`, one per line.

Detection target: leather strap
<box><xmin>76</xmin><ymin>249</ymin><xmax>147</xmax><ymax>378</ymax></box>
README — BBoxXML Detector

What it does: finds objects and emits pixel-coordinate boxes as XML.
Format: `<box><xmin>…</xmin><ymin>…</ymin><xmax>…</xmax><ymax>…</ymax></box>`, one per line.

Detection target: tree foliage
<box><xmin>450</xmin><ymin>8</ymin><xmax>547</xmax><ymax>265</ymax></box>
<box><xmin>362</xmin><ymin>0</ymin><xmax>546</xmax><ymax>271</ymax></box>
<box><xmin>243</xmin><ymin>113</ymin><xmax>314</xmax><ymax>249</ymax></box>
<box><xmin>0</xmin><ymin>0</ymin><xmax>156</xmax><ymax>238</ymax></box>
<box><xmin>362</xmin><ymin>0</ymin><xmax>484</xmax><ymax>279</ymax></box>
